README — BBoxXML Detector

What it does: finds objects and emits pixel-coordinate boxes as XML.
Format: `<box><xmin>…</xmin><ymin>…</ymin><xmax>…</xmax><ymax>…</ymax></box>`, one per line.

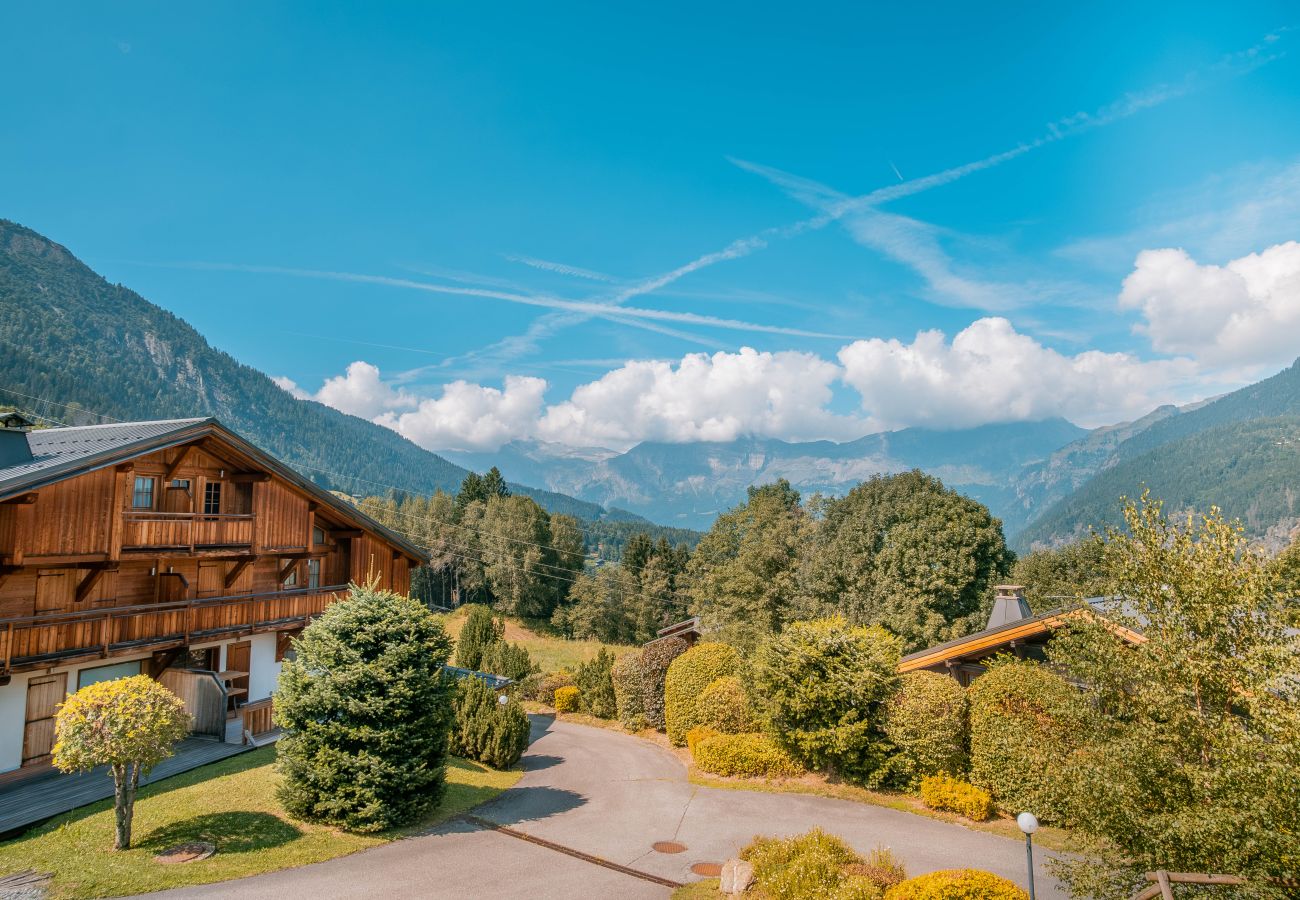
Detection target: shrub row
<box><xmin>610</xmin><ymin>652</ymin><xmax>647</xmax><ymax>730</ymax></box>
<box><xmin>664</xmin><ymin>641</ymin><xmax>741</xmax><ymax>744</ymax></box>
<box><xmin>919</xmin><ymin>774</ymin><xmax>994</xmax><ymax>821</ymax></box>
<box><xmin>575</xmin><ymin>649</ymin><xmax>617</xmax><ymax>719</ymax></box>
<box><xmin>687</xmin><ymin>726</ymin><xmax>803</xmax><ymax>778</ymax></box>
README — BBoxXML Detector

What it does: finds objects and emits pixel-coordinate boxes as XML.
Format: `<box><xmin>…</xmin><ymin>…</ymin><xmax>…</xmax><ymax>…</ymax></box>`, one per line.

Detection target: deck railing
<box><xmin>240</xmin><ymin>697</ymin><xmax>276</xmax><ymax>740</ymax></box>
<box><xmin>0</xmin><ymin>585</ymin><xmax>347</xmax><ymax>673</ymax></box>
<box><xmin>121</xmin><ymin>512</ymin><xmax>255</xmax><ymax>550</ymax></box>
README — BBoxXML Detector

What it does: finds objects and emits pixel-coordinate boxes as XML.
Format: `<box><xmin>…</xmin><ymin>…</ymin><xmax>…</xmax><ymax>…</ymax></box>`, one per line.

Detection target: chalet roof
<box><xmin>0</xmin><ymin>417</ymin><xmax>427</xmax><ymax>563</ymax></box>
<box><xmin>898</xmin><ymin>597</ymin><xmax>1145</xmax><ymax>673</ymax></box>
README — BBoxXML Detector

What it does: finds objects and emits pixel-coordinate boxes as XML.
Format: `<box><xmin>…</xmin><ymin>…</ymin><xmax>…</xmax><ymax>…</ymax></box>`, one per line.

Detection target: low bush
<box><xmin>919</xmin><ymin>774</ymin><xmax>994</xmax><ymax>821</ymax></box>
<box><xmin>688</xmin><ymin>727</ymin><xmax>803</xmax><ymax>778</ymax></box>
<box><xmin>479</xmin><ymin>640</ymin><xmax>537</xmax><ymax>682</ymax></box>
<box><xmin>884</xmin><ymin>869</ymin><xmax>1027</xmax><ymax>899</ymax></box>
<box><xmin>450</xmin><ymin>674</ymin><xmax>531</xmax><ymax>769</ymax></box>
<box><xmin>696</xmin><ymin>675</ymin><xmax>755</xmax><ymax>734</ymax></box>
<box><xmin>575</xmin><ymin>648</ymin><xmax>617</xmax><ymax>719</ymax></box>
<box><xmin>611</xmin><ymin>652</ymin><xmax>646</xmax><ymax>729</ymax></box>
<box><xmin>741</xmin><ymin>829</ymin><xmax>885</xmax><ymax>899</ymax></box>
<box><xmin>847</xmin><ymin>847</ymin><xmax>907</xmax><ymax>892</ymax></box>
<box><xmin>639</xmin><ymin>635</ymin><xmax>688</xmax><ymax>729</ymax></box>
<box><xmin>664</xmin><ymin>642</ymin><xmax>741</xmax><ymax>745</ymax></box>
<box><xmin>553</xmin><ymin>685</ymin><xmax>580</xmax><ymax>713</ymax></box>
<box><xmin>455</xmin><ymin>604</ymin><xmax>504</xmax><ymax>670</ymax></box>
<box><xmin>529</xmin><ymin>670</ymin><xmax>575</xmax><ymax>704</ymax></box>
<box><xmin>880</xmin><ymin>672</ymin><xmax>968</xmax><ymax>790</ymax></box>
<box><xmin>968</xmin><ymin>658</ymin><xmax>1085</xmax><ymax>822</ymax></box>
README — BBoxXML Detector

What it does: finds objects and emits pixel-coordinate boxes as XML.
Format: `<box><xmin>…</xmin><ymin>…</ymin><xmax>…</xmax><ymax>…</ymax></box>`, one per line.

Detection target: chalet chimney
<box><xmin>987</xmin><ymin>585</ymin><xmax>1031</xmax><ymax>630</ymax></box>
<box><xmin>0</xmin><ymin>412</ymin><xmax>34</xmax><ymax>468</ymax></box>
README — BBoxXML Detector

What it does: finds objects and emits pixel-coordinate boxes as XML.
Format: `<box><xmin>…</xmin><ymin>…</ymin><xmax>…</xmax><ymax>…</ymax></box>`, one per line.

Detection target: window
<box><xmin>203</xmin><ymin>481</ymin><xmax>222</xmax><ymax>515</ymax></box>
<box><xmin>283</xmin><ymin>566</ymin><xmax>298</xmax><ymax>587</ymax></box>
<box><xmin>77</xmin><ymin>660</ymin><xmax>141</xmax><ymax>690</ymax></box>
<box><xmin>132</xmin><ymin>476</ymin><xmax>155</xmax><ymax>509</ymax></box>
<box><xmin>307</xmin><ymin>558</ymin><xmax>321</xmax><ymax>589</ymax></box>
<box><xmin>170</xmin><ymin>478</ymin><xmax>191</xmax><ymax>491</ymax></box>
<box><xmin>312</xmin><ymin>526</ymin><xmax>326</xmax><ymax>545</ymax></box>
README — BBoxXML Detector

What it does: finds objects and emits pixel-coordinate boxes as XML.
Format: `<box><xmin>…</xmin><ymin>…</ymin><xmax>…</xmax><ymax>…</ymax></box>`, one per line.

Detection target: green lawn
<box><xmin>0</xmin><ymin>747</ymin><xmax>521</xmax><ymax>900</ymax></box>
<box><xmin>440</xmin><ymin>607</ymin><xmax>636</xmax><ymax>673</ymax></box>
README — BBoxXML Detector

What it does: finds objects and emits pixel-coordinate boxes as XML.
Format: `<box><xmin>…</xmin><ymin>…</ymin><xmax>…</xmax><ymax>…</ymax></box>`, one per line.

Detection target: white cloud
<box><xmin>1119</xmin><ymin>242</ymin><xmax>1300</xmax><ymax>368</ymax></box>
<box><xmin>838</xmin><ymin>317</ymin><xmax>1200</xmax><ymax>429</ymax></box>
<box><xmin>537</xmin><ymin>348</ymin><xmax>866</xmax><ymax>449</ymax></box>
<box><xmin>313</xmin><ymin>361</ymin><xmax>416</xmax><ymax>419</ymax></box>
<box><xmin>272</xmin><ymin>375</ymin><xmax>311</xmax><ymax>400</ymax></box>
<box><xmin>378</xmin><ymin>376</ymin><xmax>548</xmax><ymax>452</ymax></box>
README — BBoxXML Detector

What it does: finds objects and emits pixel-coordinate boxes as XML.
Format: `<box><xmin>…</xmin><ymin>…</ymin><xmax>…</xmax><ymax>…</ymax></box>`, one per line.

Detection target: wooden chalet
<box><xmin>0</xmin><ymin>415</ymin><xmax>425</xmax><ymax>774</ymax></box>
<box><xmin>899</xmin><ymin>585</ymin><xmax>1145</xmax><ymax>685</ymax></box>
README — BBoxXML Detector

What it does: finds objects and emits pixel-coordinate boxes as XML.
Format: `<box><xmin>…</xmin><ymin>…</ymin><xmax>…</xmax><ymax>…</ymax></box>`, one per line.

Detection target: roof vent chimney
<box><xmin>0</xmin><ymin>412</ymin><xmax>35</xmax><ymax>467</ymax></box>
<box><xmin>987</xmin><ymin>585</ymin><xmax>1031</xmax><ymax>630</ymax></box>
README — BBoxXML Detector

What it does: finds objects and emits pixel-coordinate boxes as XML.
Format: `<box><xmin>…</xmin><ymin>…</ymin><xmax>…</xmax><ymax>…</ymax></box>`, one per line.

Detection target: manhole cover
<box><xmin>652</xmin><ymin>840</ymin><xmax>687</xmax><ymax>854</ymax></box>
<box><xmin>691</xmin><ymin>862</ymin><xmax>723</xmax><ymax>877</ymax></box>
<box><xmin>154</xmin><ymin>841</ymin><xmax>216</xmax><ymax>864</ymax></box>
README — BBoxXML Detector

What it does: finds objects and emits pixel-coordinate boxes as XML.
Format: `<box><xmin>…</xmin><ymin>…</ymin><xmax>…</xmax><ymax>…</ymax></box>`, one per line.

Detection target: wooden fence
<box><xmin>1132</xmin><ymin>871</ymin><xmax>1298</xmax><ymax>899</ymax></box>
<box><xmin>159</xmin><ymin>668</ymin><xmax>227</xmax><ymax>739</ymax></box>
<box><xmin>240</xmin><ymin>698</ymin><xmax>275</xmax><ymax>740</ymax></box>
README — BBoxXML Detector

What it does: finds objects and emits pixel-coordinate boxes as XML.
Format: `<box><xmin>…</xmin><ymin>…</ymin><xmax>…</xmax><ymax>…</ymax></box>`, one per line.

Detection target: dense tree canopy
<box><xmin>797</xmin><ymin>471</ymin><xmax>1013</xmax><ymax>651</ymax></box>
<box><xmin>1011</xmin><ymin>538</ymin><xmax>1111</xmax><ymax>610</ymax></box>
<box><xmin>1049</xmin><ymin>496</ymin><xmax>1300</xmax><ymax>898</ymax></box>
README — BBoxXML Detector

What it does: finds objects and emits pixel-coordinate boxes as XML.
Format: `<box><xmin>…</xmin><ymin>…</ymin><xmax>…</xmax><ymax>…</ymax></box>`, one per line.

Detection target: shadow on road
<box><xmin>521</xmin><ymin>754</ymin><xmax>563</xmax><ymax>772</ymax></box>
<box><xmin>527</xmin><ymin>713</ymin><xmax>555</xmax><ymax>744</ymax></box>
<box><xmin>473</xmin><ymin>786</ymin><xmax>586</xmax><ymax>827</ymax></box>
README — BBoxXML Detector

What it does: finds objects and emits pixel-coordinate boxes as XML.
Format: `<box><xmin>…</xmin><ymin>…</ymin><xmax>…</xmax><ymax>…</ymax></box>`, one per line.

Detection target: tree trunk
<box><xmin>112</xmin><ymin>763</ymin><xmax>130</xmax><ymax>850</ymax></box>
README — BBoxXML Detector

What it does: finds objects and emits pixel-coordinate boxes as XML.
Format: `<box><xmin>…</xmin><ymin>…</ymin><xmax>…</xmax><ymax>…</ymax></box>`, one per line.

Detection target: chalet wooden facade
<box><xmin>0</xmin><ymin>415</ymin><xmax>425</xmax><ymax>774</ymax></box>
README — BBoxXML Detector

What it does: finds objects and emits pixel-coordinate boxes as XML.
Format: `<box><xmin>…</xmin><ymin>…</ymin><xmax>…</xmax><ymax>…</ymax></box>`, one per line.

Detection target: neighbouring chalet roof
<box><xmin>898</xmin><ymin>597</ymin><xmax>1146</xmax><ymax>673</ymax></box>
<box><xmin>0</xmin><ymin>416</ymin><xmax>428</xmax><ymax>563</ymax></box>
<box><xmin>655</xmin><ymin>615</ymin><xmax>702</xmax><ymax>641</ymax></box>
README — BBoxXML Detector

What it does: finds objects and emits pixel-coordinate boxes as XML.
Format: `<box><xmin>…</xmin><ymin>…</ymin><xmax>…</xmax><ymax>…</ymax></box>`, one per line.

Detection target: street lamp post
<box><xmin>1017</xmin><ymin>812</ymin><xmax>1039</xmax><ymax>900</ymax></box>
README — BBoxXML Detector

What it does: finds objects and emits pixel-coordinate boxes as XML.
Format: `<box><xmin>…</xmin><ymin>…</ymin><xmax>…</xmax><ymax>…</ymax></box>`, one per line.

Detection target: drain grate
<box><xmin>690</xmin><ymin>862</ymin><xmax>723</xmax><ymax>877</ymax></box>
<box><xmin>652</xmin><ymin>840</ymin><xmax>687</xmax><ymax>854</ymax></box>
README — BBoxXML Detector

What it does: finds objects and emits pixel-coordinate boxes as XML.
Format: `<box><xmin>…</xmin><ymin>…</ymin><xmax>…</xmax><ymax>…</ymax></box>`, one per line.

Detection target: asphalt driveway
<box><xmin>138</xmin><ymin>715</ymin><xmax>1065</xmax><ymax>899</ymax></box>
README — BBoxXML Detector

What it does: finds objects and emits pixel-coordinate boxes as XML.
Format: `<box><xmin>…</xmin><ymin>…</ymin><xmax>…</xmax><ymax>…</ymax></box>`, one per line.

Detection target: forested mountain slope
<box><xmin>0</xmin><ymin>219</ymin><xmax>621</xmax><ymax>522</ymax></box>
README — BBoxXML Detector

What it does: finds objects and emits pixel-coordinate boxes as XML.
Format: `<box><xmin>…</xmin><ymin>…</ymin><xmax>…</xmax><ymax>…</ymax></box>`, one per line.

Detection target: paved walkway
<box><xmin>140</xmin><ymin>716</ymin><xmax>1066</xmax><ymax>899</ymax></box>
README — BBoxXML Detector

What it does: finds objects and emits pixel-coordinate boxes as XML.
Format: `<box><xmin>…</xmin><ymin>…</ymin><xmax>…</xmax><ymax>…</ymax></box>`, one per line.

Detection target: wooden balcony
<box><xmin>121</xmin><ymin>512</ymin><xmax>255</xmax><ymax>551</ymax></box>
<box><xmin>0</xmin><ymin>585</ymin><xmax>347</xmax><ymax>673</ymax></box>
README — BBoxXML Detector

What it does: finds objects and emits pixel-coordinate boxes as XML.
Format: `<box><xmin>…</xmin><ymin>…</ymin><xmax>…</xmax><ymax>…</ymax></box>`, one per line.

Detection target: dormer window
<box><xmin>312</xmin><ymin>526</ymin><xmax>326</xmax><ymax>545</ymax></box>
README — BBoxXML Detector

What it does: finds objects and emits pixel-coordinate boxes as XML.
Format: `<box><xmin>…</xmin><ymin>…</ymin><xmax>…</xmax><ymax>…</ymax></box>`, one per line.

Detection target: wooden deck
<box><xmin>0</xmin><ymin>737</ymin><xmax>253</xmax><ymax>837</ymax></box>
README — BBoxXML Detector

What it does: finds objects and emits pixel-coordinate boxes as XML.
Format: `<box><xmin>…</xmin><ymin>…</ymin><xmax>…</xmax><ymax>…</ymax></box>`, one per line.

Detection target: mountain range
<box><xmin>3</xmin><ymin>217</ymin><xmax>1297</xmax><ymax>552</ymax></box>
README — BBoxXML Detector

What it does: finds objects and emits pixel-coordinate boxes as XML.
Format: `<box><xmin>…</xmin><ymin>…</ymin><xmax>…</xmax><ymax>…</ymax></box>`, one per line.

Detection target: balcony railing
<box><xmin>0</xmin><ymin>585</ymin><xmax>347</xmax><ymax>673</ymax></box>
<box><xmin>121</xmin><ymin>512</ymin><xmax>255</xmax><ymax>551</ymax></box>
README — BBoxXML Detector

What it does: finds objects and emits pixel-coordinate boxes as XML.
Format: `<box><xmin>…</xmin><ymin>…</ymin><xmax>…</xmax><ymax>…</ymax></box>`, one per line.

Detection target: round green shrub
<box><xmin>611</xmin><ymin>652</ymin><xmax>646</xmax><ymax>729</ymax></box>
<box><xmin>688</xmin><ymin>728</ymin><xmax>803</xmax><ymax>778</ymax></box>
<box><xmin>455</xmin><ymin>604</ymin><xmax>504</xmax><ymax>670</ymax></box>
<box><xmin>751</xmin><ymin>617</ymin><xmax>902</xmax><ymax>783</ymax></box>
<box><xmin>665</xmin><ymin>642</ymin><xmax>742</xmax><ymax>744</ymax></box>
<box><xmin>575</xmin><ymin>648</ymin><xmax>617</xmax><ymax>719</ymax></box>
<box><xmin>696</xmin><ymin>675</ymin><xmax>755</xmax><ymax>734</ymax></box>
<box><xmin>884</xmin><ymin>869</ymin><xmax>1027</xmax><ymax>899</ymax></box>
<box><xmin>638</xmin><ymin>635</ymin><xmax>688</xmax><ymax>730</ymax></box>
<box><xmin>919</xmin><ymin>774</ymin><xmax>994</xmax><ymax>821</ymax></box>
<box><xmin>275</xmin><ymin>586</ymin><xmax>455</xmax><ymax>832</ymax></box>
<box><xmin>968</xmin><ymin>659</ymin><xmax>1084</xmax><ymax>822</ymax></box>
<box><xmin>479</xmin><ymin>640</ymin><xmax>537</xmax><ymax>682</ymax></box>
<box><xmin>880</xmin><ymin>671</ymin><xmax>968</xmax><ymax>789</ymax></box>
<box><xmin>553</xmin><ymin>685</ymin><xmax>580</xmax><ymax>713</ymax></box>
<box><xmin>450</xmin><ymin>675</ymin><xmax>531</xmax><ymax>769</ymax></box>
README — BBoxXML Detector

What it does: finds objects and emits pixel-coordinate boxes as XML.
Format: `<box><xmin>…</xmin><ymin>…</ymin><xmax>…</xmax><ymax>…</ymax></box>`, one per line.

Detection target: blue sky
<box><xmin>4</xmin><ymin>3</ymin><xmax>1299</xmax><ymax>452</ymax></box>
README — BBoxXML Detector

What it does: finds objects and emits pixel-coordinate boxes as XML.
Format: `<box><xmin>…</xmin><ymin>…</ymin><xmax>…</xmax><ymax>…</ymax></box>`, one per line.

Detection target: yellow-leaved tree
<box><xmin>53</xmin><ymin>675</ymin><xmax>189</xmax><ymax>849</ymax></box>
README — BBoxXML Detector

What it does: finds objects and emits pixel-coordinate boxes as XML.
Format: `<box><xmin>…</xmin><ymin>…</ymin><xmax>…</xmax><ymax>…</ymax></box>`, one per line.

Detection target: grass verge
<box><xmin>0</xmin><ymin>747</ymin><xmax>521</xmax><ymax>899</ymax></box>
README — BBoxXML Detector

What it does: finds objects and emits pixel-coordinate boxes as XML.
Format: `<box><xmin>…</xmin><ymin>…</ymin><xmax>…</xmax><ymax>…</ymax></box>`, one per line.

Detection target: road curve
<box><xmin>137</xmin><ymin>716</ymin><xmax>1065</xmax><ymax>899</ymax></box>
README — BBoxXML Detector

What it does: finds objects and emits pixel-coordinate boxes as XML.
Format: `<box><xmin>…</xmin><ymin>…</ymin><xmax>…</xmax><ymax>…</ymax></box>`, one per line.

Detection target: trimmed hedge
<box><xmin>553</xmin><ymin>685</ymin><xmax>580</xmax><ymax>713</ymax></box>
<box><xmin>665</xmin><ymin>642</ymin><xmax>742</xmax><ymax>744</ymax></box>
<box><xmin>697</xmin><ymin>675</ymin><xmax>755</xmax><ymax>733</ymax></box>
<box><xmin>880</xmin><ymin>672</ymin><xmax>969</xmax><ymax>790</ymax></box>
<box><xmin>968</xmin><ymin>659</ymin><xmax>1083</xmax><ymax>822</ymax></box>
<box><xmin>611</xmin><ymin>652</ymin><xmax>646</xmax><ymax>729</ymax></box>
<box><xmin>884</xmin><ymin>869</ymin><xmax>1027</xmax><ymax>899</ymax></box>
<box><xmin>639</xmin><ymin>636</ymin><xmax>688</xmax><ymax>730</ymax></box>
<box><xmin>687</xmin><ymin>726</ymin><xmax>803</xmax><ymax>778</ymax></box>
<box><xmin>575</xmin><ymin>648</ymin><xmax>617</xmax><ymax>719</ymax></box>
<box><xmin>450</xmin><ymin>674</ymin><xmax>531</xmax><ymax>769</ymax></box>
<box><xmin>919</xmin><ymin>774</ymin><xmax>994</xmax><ymax>821</ymax></box>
